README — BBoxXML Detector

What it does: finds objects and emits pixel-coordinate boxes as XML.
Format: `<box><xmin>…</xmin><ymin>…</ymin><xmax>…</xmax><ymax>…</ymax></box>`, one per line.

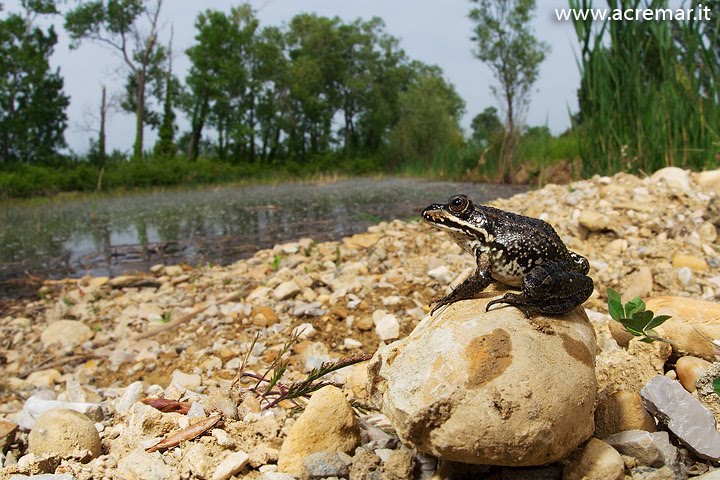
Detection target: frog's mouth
<box><xmin>422</xmin><ymin>205</ymin><xmax>470</xmax><ymax>234</ymax></box>
<box><xmin>422</xmin><ymin>204</ymin><xmax>491</xmax><ymax>243</ymax></box>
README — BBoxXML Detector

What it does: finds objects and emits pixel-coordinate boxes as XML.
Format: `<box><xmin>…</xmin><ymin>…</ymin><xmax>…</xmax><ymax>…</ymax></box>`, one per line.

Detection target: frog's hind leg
<box><xmin>486</xmin><ymin>262</ymin><xmax>594</xmax><ymax>317</ymax></box>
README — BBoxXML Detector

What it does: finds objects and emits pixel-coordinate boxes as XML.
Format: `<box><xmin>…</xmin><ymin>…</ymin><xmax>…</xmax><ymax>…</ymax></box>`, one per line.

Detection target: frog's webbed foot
<box><xmin>487</xmin><ymin>262</ymin><xmax>594</xmax><ymax>317</ymax></box>
<box><xmin>486</xmin><ymin>293</ymin><xmax>535</xmax><ymax>318</ymax></box>
<box><xmin>430</xmin><ymin>253</ymin><xmax>493</xmax><ymax>316</ymax></box>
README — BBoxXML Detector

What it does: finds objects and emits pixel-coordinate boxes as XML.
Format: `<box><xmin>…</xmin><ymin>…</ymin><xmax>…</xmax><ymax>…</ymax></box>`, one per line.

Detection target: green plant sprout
<box><xmin>235</xmin><ymin>328</ymin><xmax>371</xmax><ymax>410</ymax></box>
<box><xmin>607</xmin><ymin>288</ymin><xmax>672</xmax><ymax>343</ymax></box>
<box><xmin>713</xmin><ymin>377</ymin><xmax>720</xmax><ymax>397</ymax></box>
<box><xmin>270</xmin><ymin>254</ymin><xmax>283</xmax><ymax>271</ymax></box>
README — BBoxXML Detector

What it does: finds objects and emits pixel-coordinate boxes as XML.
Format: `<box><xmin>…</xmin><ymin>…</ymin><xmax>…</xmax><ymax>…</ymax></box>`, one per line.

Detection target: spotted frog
<box><xmin>422</xmin><ymin>194</ymin><xmax>594</xmax><ymax>317</ymax></box>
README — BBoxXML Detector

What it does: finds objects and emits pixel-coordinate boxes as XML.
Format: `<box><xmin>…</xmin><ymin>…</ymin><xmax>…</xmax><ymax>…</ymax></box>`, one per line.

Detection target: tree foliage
<box><xmin>0</xmin><ymin>2</ymin><xmax>69</xmax><ymax>163</ymax></box>
<box><xmin>470</xmin><ymin>107</ymin><xmax>503</xmax><ymax>147</ymax></box>
<box><xmin>388</xmin><ymin>65</ymin><xmax>465</xmax><ymax>167</ymax></box>
<box><xmin>469</xmin><ymin>0</ymin><xmax>549</xmax><ymax>180</ymax></box>
<box><xmin>65</xmin><ymin>0</ymin><xmax>167</xmax><ymax>160</ymax></box>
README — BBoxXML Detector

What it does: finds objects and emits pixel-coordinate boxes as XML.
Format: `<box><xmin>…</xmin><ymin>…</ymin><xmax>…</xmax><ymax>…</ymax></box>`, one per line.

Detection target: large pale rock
<box><xmin>367</xmin><ymin>298</ymin><xmax>597</xmax><ymax>466</ymax></box>
<box><xmin>641</xmin><ymin>375</ymin><xmax>720</xmax><ymax>461</ymax></box>
<box><xmin>40</xmin><ymin>320</ymin><xmax>93</xmax><ymax>349</ymax></box>
<box><xmin>28</xmin><ymin>408</ymin><xmax>101</xmax><ymax>460</ymax></box>
<box><xmin>563</xmin><ymin>438</ymin><xmax>624</xmax><ymax>480</ymax></box>
<box><xmin>696</xmin><ymin>169</ymin><xmax>720</xmax><ymax>191</ymax></box>
<box><xmin>278</xmin><ymin>386</ymin><xmax>361</xmax><ymax>475</ymax></box>
<box><xmin>651</xmin><ymin>167</ymin><xmax>691</xmax><ymax>191</ymax></box>
<box><xmin>645</xmin><ymin>296</ymin><xmax>720</xmax><ymax>360</ymax></box>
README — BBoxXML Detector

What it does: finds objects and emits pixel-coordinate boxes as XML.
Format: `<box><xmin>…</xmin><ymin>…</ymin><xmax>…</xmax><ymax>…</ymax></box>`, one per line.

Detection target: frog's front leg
<box><xmin>486</xmin><ymin>261</ymin><xmax>594</xmax><ymax>317</ymax></box>
<box><xmin>430</xmin><ymin>252</ymin><xmax>493</xmax><ymax>315</ymax></box>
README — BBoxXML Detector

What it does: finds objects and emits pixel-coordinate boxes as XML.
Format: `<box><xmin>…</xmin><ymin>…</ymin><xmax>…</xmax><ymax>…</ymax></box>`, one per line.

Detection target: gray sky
<box><xmin>5</xmin><ymin>0</ymin><xmax>581</xmax><ymax>153</ymax></box>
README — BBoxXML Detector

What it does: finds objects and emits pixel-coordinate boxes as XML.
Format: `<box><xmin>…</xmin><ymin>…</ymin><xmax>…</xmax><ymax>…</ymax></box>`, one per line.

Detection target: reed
<box><xmin>570</xmin><ymin>0</ymin><xmax>720</xmax><ymax>176</ymax></box>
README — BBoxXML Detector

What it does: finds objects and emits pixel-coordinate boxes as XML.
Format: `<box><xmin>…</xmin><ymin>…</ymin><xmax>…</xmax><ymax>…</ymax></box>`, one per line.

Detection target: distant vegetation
<box><xmin>0</xmin><ymin>0</ymin><xmax>718</xmax><ymax>198</ymax></box>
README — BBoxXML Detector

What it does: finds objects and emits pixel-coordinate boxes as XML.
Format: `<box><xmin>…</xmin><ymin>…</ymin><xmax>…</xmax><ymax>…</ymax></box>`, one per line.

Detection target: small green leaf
<box><xmin>633</xmin><ymin>310</ymin><xmax>654</xmax><ymax>325</ymax></box>
<box><xmin>624</xmin><ymin>297</ymin><xmax>645</xmax><ymax>317</ymax></box>
<box><xmin>639</xmin><ymin>337</ymin><xmax>657</xmax><ymax>343</ymax></box>
<box><xmin>607</xmin><ymin>288</ymin><xmax>624</xmax><ymax>320</ymax></box>
<box><xmin>645</xmin><ymin>314</ymin><xmax>671</xmax><ymax>331</ymax></box>
<box><xmin>713</xmin><ymin>377</ymin><xmax>720</xmax><ymax>396</ymax></box>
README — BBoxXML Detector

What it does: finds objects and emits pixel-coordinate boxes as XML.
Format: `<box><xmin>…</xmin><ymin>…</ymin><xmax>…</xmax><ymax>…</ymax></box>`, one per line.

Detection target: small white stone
<box><xmin>272</xmin><ymin>281</ymin><xmax>301</xmax><ymax>301</ymax></box>
<box><xmin>170</xmin><ymin>370</ymin><xmax>202</xmax><ymax>391</ymax></box>
<box><xmin>212</xmin><ymin>451</ymin><xmax>250</xmax><ymax>480</ymax></box>
<box><xmin>343</xmin><ymin>338</ymin><xmax>362</xmax><ymax>350</ymax></box>
<box><xmin>374</xmin><ymin>314</ymin><xmax>400</xmax><ymax>341</ymax></box>
<box><xmin>292</xmin><ymin>322</ymin><xmax>315</xmax><ymax>339</ymax></box>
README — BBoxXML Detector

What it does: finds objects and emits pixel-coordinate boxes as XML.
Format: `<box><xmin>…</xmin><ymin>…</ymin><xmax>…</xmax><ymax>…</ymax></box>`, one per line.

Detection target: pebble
<box><xmin>25</xmin><ymin>369</ymin><xmax>62</xmax><ymax>389</ymax></box>
<box><xmin>28</xmin><ymin>408</ymin><xmax>102</xmax><ymax>460</ymax></box>
<box><xmin>19</xmin><ymin>392</ymin><xmax>103</xmax><ymax>430</ymax></box>
<box><xmin>373</xmin><ymin>312</ymin><xmax>400</xmax><ymax>341</ymax></box>
<box><xmin>676</xmin><ymin>356</ymin><xmax>711</xmax><ymax>393</ymax></box>
<box><xmin>563</xmin><ymin>438</ymin><xmax>624</xmax><ymax>480</ymax></box>
<box><xmin>604</xmin><ymin>430</ymin><xmax>677</xmax><ymax>468</ymax></box>
<box><xmin>211</xmin><ymin>451</ymin><xmax>250</xmax><ymax>480</ymax></box>
<box><xmin>272</xmin><ymin>280</ymin><xmax>302</xmax><ymax>301</ymax></box>
<box><xmin>427</xmin><ymin>265</ymin><xmax>451</xmax><ymax>283</ymax></box>
<box><xmin>40</xmin><ymin>320</ymin><xmax>93</xmax><ymax>349</ymax></box>
<box><xmin>115</xmin><ymin>381</ymin><xmax>145</xmax><ymax>413</ymax></box>
<box><xmin>594</xmin><ymin>391</ymin><xmax>656</xmax><ymax>438</ymax></box>
<box><xmin>672</xmin><ymin>253</ymin><xmax>709</xmax><ymax>271</ymax></box>
<box><xmin>641</xmin><ymin>375</ymin><xmax>720</xmax><ymax>461</ymax></box>
<box><xmin>303</xmin><ymin>450</ymin><xmax>352</xmax><ymax>478</ymax></box>
<box><xmin>579</xmin><ymin>210</ymin><xmax>611</xmax><ymax>232</ymax></box>
<box><xmin>170</xmin><ymin>370</ymin><xmax>202</xmax><ymax>391</ymax></box>
<box><xmin>0</xmin><ymin>419</ymin><xmax>18</xmax><ymax>452</ymax></box>
<box><xmin>278</xmin><ymin>386</ymin><xmax>360</xmax><ymax>475</ymax></box>
<box><xmin>292</xmin><ymin>322</ymin><xmax>316</xmax><ymax>339</ymax></box>
<box><xmin>343</xmin><ymin>338</ymin><xmax>362</xmax><ymax>349</ymax></box>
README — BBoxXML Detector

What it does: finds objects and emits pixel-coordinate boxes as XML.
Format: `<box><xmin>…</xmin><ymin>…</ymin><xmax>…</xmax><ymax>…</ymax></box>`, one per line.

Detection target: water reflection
<box><xmin>0</xmin><ymin>178</ymin><xmax>526</xmax><ymax>298</ymax></box>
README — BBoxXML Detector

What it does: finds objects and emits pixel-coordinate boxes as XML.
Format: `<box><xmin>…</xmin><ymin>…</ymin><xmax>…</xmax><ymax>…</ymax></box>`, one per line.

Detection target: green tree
<box><xmin>65</xmin><ymin>0</ymin><xmax>167</xmax><ymax>160</ymax></box>
<box><xmin>0</xmin><ymin>0</ymin><xmax>69</xmax><ymax>163</ymax></box>
<box><xmin>470</xmin><ymin>106</ymin><xmax>503</xmax><ymax>147</ymax></box>
<box><xmin>388</xmin><ymin>64</ymin><xmax>465</xmax><ymax>167</ymax></box>
<box><xmin>154</xmin><ymin>31</ymin><xmax>176</xmax><ymax>158</ymax></box>
<box><xmin>183</xmin><ymin>5</ymin><xmax>258</xmax><ymax>161</ymax></box>
<box><xmin>469</xmin><ymin>0</ymin><xmax>549</xmax><ymax>180</ymax></box>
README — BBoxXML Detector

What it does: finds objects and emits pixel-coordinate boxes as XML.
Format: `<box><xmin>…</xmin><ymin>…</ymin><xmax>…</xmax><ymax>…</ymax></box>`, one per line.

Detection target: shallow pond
<box><xmin>0</xmin><ymin>178</ymin><xmax>527</xmax><ymax>299</ymax></box>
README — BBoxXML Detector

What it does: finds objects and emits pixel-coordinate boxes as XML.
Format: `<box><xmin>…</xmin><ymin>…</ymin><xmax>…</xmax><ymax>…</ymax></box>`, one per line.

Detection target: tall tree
<box><xmin>0</xmin><ymin>0</ymin><xmax>69</xmax><ymax>163</ymax></box>
<box><xmin>470</xmin><ymin>106</ymin><xmax>503</xmax><ymax>147</ymax></box>
<box><xmin>154</xmin><ymin>28</ymin><xmax>176</xmax><ymax>158</ymax></box>
<box><xmin>388</xmin><ymin>64</ymin><xmax>465</xmax><ymax>167</ymax></box>
<box><xmin>65</xmin><ymin>0</ymin><xmax>166</xmax><ymax>160</ymax></box>
<box><xmin>183</xmin><ymin>6</ymin><xmax>257</xmax><ymax>161</ymax></box>
<box><xmin>469</xmin><ymin>0</ymin><xmax>549</xmax><ymax>180</ymax></box>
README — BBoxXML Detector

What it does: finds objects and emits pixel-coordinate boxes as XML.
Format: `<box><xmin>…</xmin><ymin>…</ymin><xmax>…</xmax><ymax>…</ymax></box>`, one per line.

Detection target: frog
<box><xmin>422</xmin><ymin>194</ymin><xmax>594</xmax><ymax>317</ymax></box>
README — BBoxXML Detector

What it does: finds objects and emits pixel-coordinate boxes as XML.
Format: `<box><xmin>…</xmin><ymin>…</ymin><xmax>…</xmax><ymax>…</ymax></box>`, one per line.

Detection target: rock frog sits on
<box><xmin>422</xmin><ymin>194</ymin><xmax>594</xmax><ymax>317</ymax></box>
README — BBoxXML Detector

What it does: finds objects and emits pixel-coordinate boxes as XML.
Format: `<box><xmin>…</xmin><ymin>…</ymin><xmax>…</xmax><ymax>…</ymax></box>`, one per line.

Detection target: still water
<box><xmin>0</xmin><ymin>178</ymin><xmax>527</xmax><ymax>299</ymax></box>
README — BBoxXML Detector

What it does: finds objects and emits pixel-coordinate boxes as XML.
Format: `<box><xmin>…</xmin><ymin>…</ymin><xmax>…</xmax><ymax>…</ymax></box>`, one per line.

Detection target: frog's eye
<box><xmin>448</xmin><ymin>194</ymin><xmax>470</xmax><ymax>214</ymax></box>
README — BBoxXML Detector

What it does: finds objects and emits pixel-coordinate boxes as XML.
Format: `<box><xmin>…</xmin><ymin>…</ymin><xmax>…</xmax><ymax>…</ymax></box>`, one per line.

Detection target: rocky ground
<box><xmin>1</xmin><ymin>167</ymin><xmax>720</xmax><ymax>480</ymax></box>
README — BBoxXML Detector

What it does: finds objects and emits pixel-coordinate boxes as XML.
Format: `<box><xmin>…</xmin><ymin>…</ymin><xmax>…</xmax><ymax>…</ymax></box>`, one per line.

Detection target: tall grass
<box><xmin>571</xmin><ymin>0</ymin><xmax>720</xmax><ymax>176</ymax></box>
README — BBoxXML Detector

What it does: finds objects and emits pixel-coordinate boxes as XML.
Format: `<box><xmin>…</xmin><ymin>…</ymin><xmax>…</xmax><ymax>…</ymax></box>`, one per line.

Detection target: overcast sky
<box><xmin>5</xmin><ymin>0</ymin><xmax>581</xmax><ymax>154</ymax></box>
